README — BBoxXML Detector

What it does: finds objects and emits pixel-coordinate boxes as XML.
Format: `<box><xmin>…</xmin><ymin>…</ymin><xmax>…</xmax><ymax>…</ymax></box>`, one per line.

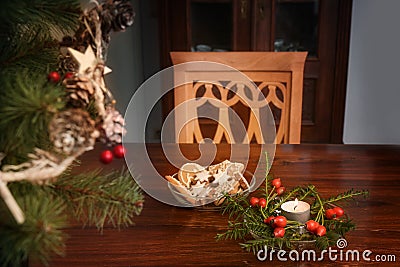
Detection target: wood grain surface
<box><xmin>31</xmin><ymin>143</ymin><xmax>400</xmax><ymax>266</ymax></box>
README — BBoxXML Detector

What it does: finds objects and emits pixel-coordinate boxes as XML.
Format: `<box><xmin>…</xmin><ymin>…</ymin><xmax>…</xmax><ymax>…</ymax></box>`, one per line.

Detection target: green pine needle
<box><xmin>0</xmin><ymin>70</ymin><xmax>65</xmax><ymax>163</ymax></box>
<box><xmin>0</xmin><ymin>169</ymin><xmax>144</xmax><ymax>266</ymax></box>
<box><xmin>0</xmin><ymin>0</ymin><xmax>80</xmax><ymax>66</ymax></box>
<box><xmin>216</xmin><ymin>173</ymin><xmax>368</xmax><ymax>254</ymax></box>
<box><xmin>0</xmin><ymin>182</ymin><xmax>67</xmax><ymax>267</ymax></box>
<box><xmin>0</xmin><ymin>0</ymin><xmax>143</xmax><ymax>265</ymax></box>
<box><xmin>51</xmin><ymin>169</ymin><xmax>144</xmax><ymax>229</ymax></box>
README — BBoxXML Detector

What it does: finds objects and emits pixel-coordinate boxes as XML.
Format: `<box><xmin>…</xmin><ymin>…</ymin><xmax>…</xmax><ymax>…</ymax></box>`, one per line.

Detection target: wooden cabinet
<box><xmin>159</xmin><ymin>0</ymin><xmax>352</xmax><ymax>143</ymax></box>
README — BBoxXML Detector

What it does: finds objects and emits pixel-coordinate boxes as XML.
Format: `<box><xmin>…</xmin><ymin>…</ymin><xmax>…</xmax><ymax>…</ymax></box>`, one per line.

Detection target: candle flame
<box><xmin>294</xmin><ymin>198</ymin><xmax>298</xmax><ymax>211</ymax></box>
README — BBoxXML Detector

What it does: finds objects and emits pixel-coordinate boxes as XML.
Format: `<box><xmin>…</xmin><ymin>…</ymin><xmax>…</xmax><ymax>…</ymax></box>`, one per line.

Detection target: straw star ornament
<box><xmin>67</xmin><ymin>46</ymin><xmax>112</xmax><ymax>76</ymax></box>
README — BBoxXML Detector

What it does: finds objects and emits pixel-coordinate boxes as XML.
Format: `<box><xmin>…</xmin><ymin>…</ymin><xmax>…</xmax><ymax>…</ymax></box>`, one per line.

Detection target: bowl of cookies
<box><xmin>165</xmin><ymin>160</ymin><xmax>254</xmax><ymax>207</ymax></box>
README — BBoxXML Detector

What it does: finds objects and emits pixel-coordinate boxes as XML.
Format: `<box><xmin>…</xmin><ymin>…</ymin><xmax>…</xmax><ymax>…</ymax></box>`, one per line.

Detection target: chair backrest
<box><xmin>170</xmin><ymin>52</ymin><xmax>307</xmax><ymax>144</ymax></box>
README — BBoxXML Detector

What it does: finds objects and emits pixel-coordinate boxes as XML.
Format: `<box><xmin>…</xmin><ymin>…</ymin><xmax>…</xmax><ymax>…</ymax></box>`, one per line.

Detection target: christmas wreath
<box><xmin>216</xmin><ymin>173</ymin><xmax>368</xmax><ymax>252</ymax></box>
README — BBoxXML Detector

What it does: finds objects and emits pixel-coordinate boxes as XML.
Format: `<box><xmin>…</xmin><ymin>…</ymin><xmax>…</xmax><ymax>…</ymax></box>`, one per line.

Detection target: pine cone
<box><xmin>112</xmin><ymin>0</ymin><xmax>135</xmax><ymax>31</ymax></box>
<box><xmin>99</xmin><ymin>106</ymin><xmax>126</xmax><ymax>144</ymax></box>
<box><xmin>58</xmin><ymin>53</ymin><xmax>79</xmax><ymax>74</ymax></box>
<box><xmin>101</xmin><ymin>0</ymin><xmax>135</xmax><ymax>42</ymax></box>
<box><xmin>49</xmin><ymin>109</ymin><xmax>100</xmax><ymax>155</ymax></box>
<box><xmin>63</xmin><ymin>75</ymin><xmax>95</xmax><ymax>107</ymax></box>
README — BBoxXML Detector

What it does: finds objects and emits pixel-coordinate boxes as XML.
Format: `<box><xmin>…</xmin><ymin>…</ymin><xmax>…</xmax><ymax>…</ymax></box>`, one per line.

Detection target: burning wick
<box><xmin>293</xmin><ymin>198</ymin><xmax>299</xmax><ymax>211</ymax></box>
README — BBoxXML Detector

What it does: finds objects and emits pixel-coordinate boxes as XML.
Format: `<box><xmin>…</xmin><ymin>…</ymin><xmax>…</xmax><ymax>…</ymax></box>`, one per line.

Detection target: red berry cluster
<box><xmin>47</xmin><ymin>71</ymin><xmax>61</xmax><ymax>83</ymax></box>
<box><xmin>100</xmin><ymin>144</ymin><xmax>126</xmax><ymax>164</ymax></box>
<box><xmin>303</xmin><ymin>207</ymin><xmax>344</xmax><ymax>237</ymax></box>
<box><xmin>47</xmin><ymin>71</ymin><xmax>75</xmax><ymax>84</ymax></box>
<box><xmin>271</xmin><ymin>178</ymin><xmax>285</xmax><ymax>195</ymax></box>
<box><xmin>305</xmin><ymin>220</ymin><xmax>327</xmax><ymax>236</ymax></box>
<box><xmin>325</xmin><ymin>207</ymin><xmax>345</xmax><ymax>219</ymax></box>
<box><xmin>263</xmin><ymin>215</ymin><xmax>288</xmax><ymax>238</ymax></box>
<box><xmin>249</xmin><ymin>196</ymin><xmax>266</xmax><ymax>208</ymax></box>
<box><xmin>249</xmin><ymin>177</ymin><xmax>291</xmax><ymax>238</ymax></box>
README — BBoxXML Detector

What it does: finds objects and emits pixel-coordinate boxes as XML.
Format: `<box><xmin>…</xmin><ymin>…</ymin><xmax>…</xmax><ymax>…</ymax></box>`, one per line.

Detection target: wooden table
<box><xmin>33</xmin><ymin>144</ymin><xmax>400</xmax><ymax>266</ymax></box>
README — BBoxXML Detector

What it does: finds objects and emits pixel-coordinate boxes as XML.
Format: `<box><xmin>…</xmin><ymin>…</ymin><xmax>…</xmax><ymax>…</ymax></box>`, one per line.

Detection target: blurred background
<box><xmin>105</xmin><ymin>0</ymin><xmax>400</xmax><ymax>144</ymax></box>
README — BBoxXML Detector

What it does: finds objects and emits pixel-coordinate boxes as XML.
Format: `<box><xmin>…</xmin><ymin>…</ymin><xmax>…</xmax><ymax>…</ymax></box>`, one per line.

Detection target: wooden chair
<box><xmin>170</xmin><ymin>52</ymin><xmax>307</xmax><ymax>144</ymax></box>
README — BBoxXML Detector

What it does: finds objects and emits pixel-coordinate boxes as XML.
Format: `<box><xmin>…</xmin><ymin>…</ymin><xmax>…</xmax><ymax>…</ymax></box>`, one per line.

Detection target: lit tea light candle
<box><xmin>281</xmin><ymin>198</ymin><xmax>310</xmax><ymax>223</ymax></box>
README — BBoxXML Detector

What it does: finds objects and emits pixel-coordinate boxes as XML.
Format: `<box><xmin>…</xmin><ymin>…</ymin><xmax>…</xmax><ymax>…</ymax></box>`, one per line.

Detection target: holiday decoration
<box><xmin>216</xmin><ymin>173</ymin><xmax>368</xmax><ymax>252</ymax></box>
<box><xmin>113</xmin><ymin>144</ymin><xmax>126</xmax><ymax>158</ymax></box>
<box><xmin>100</xmin><ymin>106</ymin><xmax>126</xmax><ymax>144</ymax></box>
<box><xmin>64</xmin><ymin>72</ymin><xmax>75</xmax><ymax>79</ymax></box>
<box><xmin>63</xmin><ymin>74</ymin><xmax>95</xmax><ymax>107</ymax></box>
<box><xmin>100</xmin><ymin>149</ymin><xmax>114</xmax><ymax>164</ymax></box>
<box><xmin>49</xmin><ymin>109</ymin><xmax>100</xmax><ymax>155</ymax></box>
<box><xmin>100</xmin><ymin>0</ymin><xmax>135</xmax><ymax>47</ymax></box>
<box><xmin>0</xmin><ymin>0</ymin><xmax>143</xmax><ymax>265</ymax></box>
<box><xmin>166</xmin><ymin>160</ymin><xmax>251</xmax><ymax>206</ymax></box>
<box><xmin>48</xmin><ymin>71</ymin><xmax>61</xmax><ymax>83</ymax></box>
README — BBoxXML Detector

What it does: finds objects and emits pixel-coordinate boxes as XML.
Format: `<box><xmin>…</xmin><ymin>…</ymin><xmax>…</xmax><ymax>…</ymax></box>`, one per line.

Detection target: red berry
<box><xmin>276</xmin><ymin>186</ymin><xmax>285</xmax><ymax>196</ymax></box>
<box><xmin>273</xmin><ymin>227</ymin><xmax>285</xmax><ymax>238</ymax></box>
<box><xmin>305</xmin><ymin>220</ymin><xmax>320</xmax><ymax>233</ymax></box>
<box><xmin>100</xmin><ymin>150</ymin><xmax>113</xmax><ymax>164</ymax></box>
<box><xmin>113</xmin><ymin>144</ymin><xmax>126</xmax><ymax>158</ymax></box>
<box><xmin>48</xmin><ymin>71</ymin><xmax>61</xmax><ymax>83</ymax></box>
<box><xmin>258</xmin><ymin>198</ymin><xmax>267</xmax><ymax>208</ymax></box>
<box><xmin>64</xmin><ymin>72</ymin><xmax>74</xmax><ymax>79</ymax></box>
<box><xmin>249</xmin><ymin>197</ymin><xmax>259</xmax><ymax>207</ymax></box>
<box><xmin>333</xmin><ymin>207</ymin><xmax>344</xmax><ymax>218</ymax></box>
<box><xmin>273</xmin><ymin>216</ymin><xmax>287</xmax><ymax>228</ymax></box>
<box><xmin>271</xmin><ymin>178</ymin><xmax>281</xmax><ymax>189</ymax></box>
<box><xmin>316</xmin><ymin>225</ymin><xmax>327</xmax><ymax>236</ymax></box>
<box><xmin>264</xmin><ymin>216</ymin><xmax>275</xmax><ymax>225</ymax></box>
<box><xmin>325</xmin><ymin>209</ymin><xmax>336</xmax><ymax>219</ymax></box>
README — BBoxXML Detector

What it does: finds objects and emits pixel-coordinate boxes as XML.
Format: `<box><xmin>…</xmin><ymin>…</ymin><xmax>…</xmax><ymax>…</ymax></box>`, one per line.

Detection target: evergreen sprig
<box><xmin>317</xmin><ymin>189</ymin><xmax>370</xmax><ymax>208</ymax></box>
<box><xmin>0</xmin><ymin>0</ymin><xmax>80</xmax><ymax>66</ymax></box>
<box><xmin>220</xmin><ymin>193</ymin><xmax>248</xmax><ymax>219</ymax></box>
<box><xmin>0</xmin><ymin>71</ymin><xmax>65</xmax><ymax>164</ymax></box>
<box><xmin>51</xmin><ymin>168</ymin><xmax>144</xmax><ymax>229</ymax></box>
<box><xmin>1</xmin><ymin>182</ymin><xmax>67</xmax><ymax>267</ymax></box>
<box><xmin>240</xmin><ymin>237</ymin><xmax>291</xmax><ymax>254</ymax></box>
<box><xmin>0</xmin><ymin>169</ymin><xmax>143</xmax><ymax>266</ymax></box>
<box><xmin>215</xmin><ymin>221</ymin><xmax>249</xmax><ymax>241</ymax></box>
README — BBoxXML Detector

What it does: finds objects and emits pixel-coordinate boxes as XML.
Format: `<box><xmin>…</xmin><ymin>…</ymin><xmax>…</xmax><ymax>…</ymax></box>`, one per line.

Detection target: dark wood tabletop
<box><xmin>32</xmin><ymin>143</ymin><xmax>400</xmax><ymax>266</ymax></box>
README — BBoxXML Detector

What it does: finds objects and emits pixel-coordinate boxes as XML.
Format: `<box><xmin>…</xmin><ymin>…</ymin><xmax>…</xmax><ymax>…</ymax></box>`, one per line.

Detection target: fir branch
<box><xmin>325</xmin><ymin>218</ymin><xmax>356</xmax><ymax>237</ymax></box>
<box><xmin>312</xmin><ymin>189</ymin><xmax>369</xmax><ymax>210</ymax></box>
<box><xmin>0</xmin><ymin>182</ymin><xmax>67</xmax><ymax>267</ymax></box>
<box><xmin>315</xmin><ymin>236</ymin><xmax>330</xmax><ymax>250</ymax></box>
<box><xmin>0</xmin><ymin>71</ymin><xmax>65</xmax><ymax>164</ymax></box>
<box><xmin>244</xmin><ymin>219</ymin><xmax>271</xmax><ymax>239</ymax></box>
<box><xmin>0</xmin><ymin>169</ymin><xmax>144</xmax><ymax>266</ymax></box>
<box><xmin>240</xmin><ymin>237</ymin><xmax>290</xmax><ymax>254</ymax></box>
<box><xmin>0</xmin><ymin>0</ymin><xmax>81</xmax><ymax>66</ymax></box>
<box><xmin>1</xmin><ymin>47</ymin><xmax>61</xmax><ymax>75</ymax></box>
<box><xmin>50</xmin><ymin>169</ymin><xmax>144</xmax><ymax>229</ymax></box>
<box><xmin>215</xmin><ymin>221</ymin><xmax>249</xmax><ymax>241</ymax></box>
<box><xmin>220</xmin><ymin>193</ymin><xmax>248</xmax><ymax>219</ymax></box>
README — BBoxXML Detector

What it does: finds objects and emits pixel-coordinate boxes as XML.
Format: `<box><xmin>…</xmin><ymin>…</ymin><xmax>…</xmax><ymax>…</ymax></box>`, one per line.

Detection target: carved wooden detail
<box><xmin>187</xmin><ymin>79</ymin><xmax>289</xmax><ymax>144</ymax></box>
<box><xmin>171</xmin><ymin>52</ymin><xmax>307</xmax><ymax>144</ymax></box>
